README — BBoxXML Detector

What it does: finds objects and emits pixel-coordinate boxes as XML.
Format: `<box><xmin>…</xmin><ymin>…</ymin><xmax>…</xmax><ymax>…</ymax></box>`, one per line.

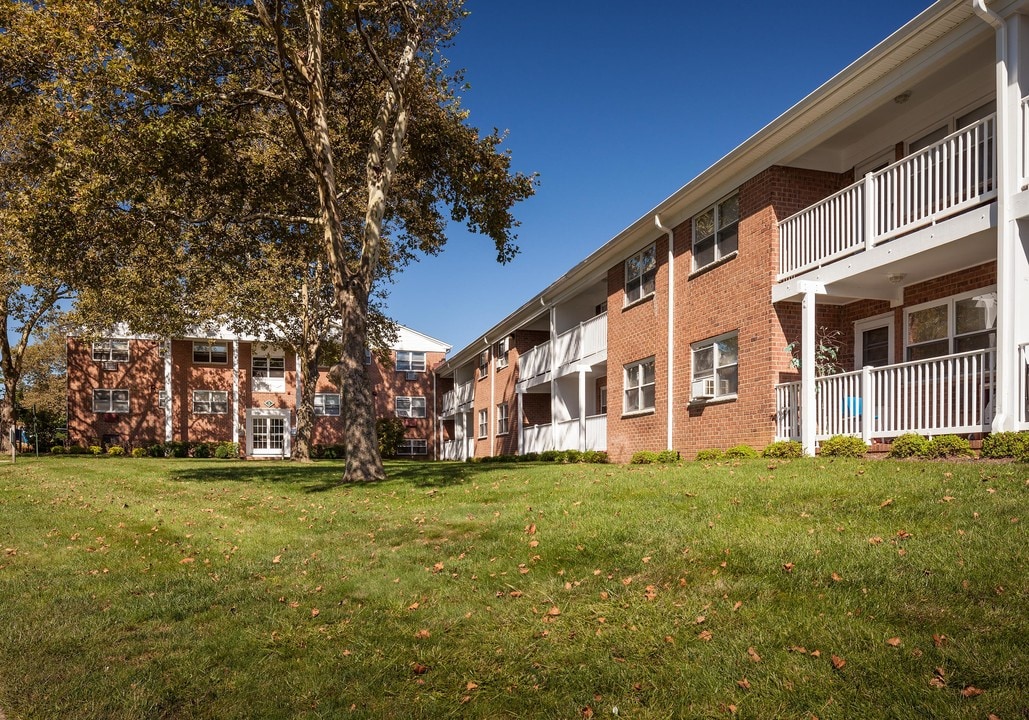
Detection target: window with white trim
<box><xmin>314</xmin><ymin>393</ymin><xmax>341</xmax><ymax>416</ymax></box>
<box><xmin>92</xmin><ymin>339</ymin><xmax>130</xmax><ymax>362</ymax></box>
<box><xmin>193</xmin><ymin>341</ymin><xmax>228</xmax><ymax>364</ymax></box>
<box><xmin>692</xmin><ymin>193</ymin><xmax>739</xmax><ymax>271</ymax></box>
<box><xmin>496</xmin><ymin>403</ymin><xmax>509</xmax><ymax>435</ymax></box>
<box><xmin>905</xmin><ymin>287</ymin><xmax>997</xmax><ymax>361</ymax></box>
<box><xmin>93</xmin><ymin>389</ymin><xmax>130</xmax><ymax>413</ymax></box>
<box><xmin>397</xmin><ymin>438</ymin><xmax>428</xmax><ymax>456</ymax></box>
<box><xmin>478</xmin><ymin>409</ymin><xmax>488</xmax><ymax>438</ymax></box>
<box><xmin>395</xmin><ymin>396</ymin><xmax>427</xmax><ymax>418</ymax></box>
<box><xmin>396</xmin><ymin>351</ymin><xmax>426</xmax><ymax>372</ymax></box>
<box><xmin>495</xmin><ymin>337</ymin><xmax>511</xmax><ymax>369</ymax></box>
<box><xmin>478</xmin><ymin>349</ymin><xmax>490</xmax><ymax>377</ymax></box>
<box><xmin>623</xmin><ymin>358</ymin><xmax>656</xmax><ymax>414</ymax></box>
<box><xmin>624</xmin><ymin>244</ymin><xmax>656</xmax><ymax>305</ymax></box>
<box><xmin>252</xmin><ymin>350</ymin><xmax>286</xmax><ymax>393</ymax></box>
<box><xmin>691</xmin><ymin>332</ymin><xmax>739</xmax><ymax>401</ymax></box>
<box><xmin>192</xmin><ymin>390</ymin><xmax>229</xmax><ymax>414</ymax></box>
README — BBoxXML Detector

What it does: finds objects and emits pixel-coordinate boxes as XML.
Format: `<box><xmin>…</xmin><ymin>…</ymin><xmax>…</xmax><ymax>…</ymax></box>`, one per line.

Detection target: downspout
<box><xmin>485</xmin><ymin>336</ymin><xmax>495</xmax><ymax>457</ymax></box>
<box><xmin>432</xmin><ymin>365</ymin><xmax>438</xmax><ymax>460</ymax></box>
<box><xmin>655</xmin><ymin>214</ymin><xmax>676</xmax><ymax>451</ymax></box>
<box><xmin>972</xmin><ymin>0</ymin><xmax>1013</xmax><ymax>430</ymax></box>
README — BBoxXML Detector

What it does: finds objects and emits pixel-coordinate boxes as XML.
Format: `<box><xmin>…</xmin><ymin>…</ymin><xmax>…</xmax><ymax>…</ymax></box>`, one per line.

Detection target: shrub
<box><xmin>165</xmin><ymin>441</ymin><xmax>190</xmax><ymax>458</ymax></box>
<box><xmin>630</xmin><ymin>451</ymin><xmax>659</xmax><ymax>465</ymax></box>
<box><xmin>521</xmin><ymin>452</ymin><xmax>540</xmax><ymax>462</ymax></box>
<box><xmin>50</xmin><ymin>445</ymin><xmax>65</xmax><ymax>455</ymax></box>
<box><xmin>581</xmin><ymin>450</ymin><xmax>609</xmax><ymax>464</ymax></box>
<box><xmin>539</xmin><ymin>450</ymin><xmax>563</xmax><ymax>462</ymax></box>
<box><xmin>564</xmin><ymin>449</ymin><xmax>583</xmax><ymax>464</ymax></box>
<box><xmin>89</xmin><ymin>445</ymin><xmax>103</xmax><ymax>457</ymax></box>
<box><xmin>819</xmin><ymin>435</ymin><xmax>867</xmax><ymax>458</ymax></box>
<box><xmin>980</xmin><ymin>431</ymin><xmax>1029</xmax><ymax>459</ymax></box>
<box><xmin>131</xmin><ymin>447</ymin><xmax>148</xmax><ymax>458</ymax></box>
<box><xmin>107</xmin><ymin>446</ymin><xmax>126</xmax><ymax>456</ymax></box>
<box><xmin>694</xmin><ymin>448</ymin><xmax>724</xmax><ymax>461</ymax></box>
<box><xmin>214</xmin><ymin>442</ymin><xmax>239</xmax><ymax>459</ymax></box>
<box><xmin>925</xmin><ymin>434</ymin><xmax>973</xmax><ymax>459</ymax></box>
<box><xmin>67</xmin><ymin>445</ymin><xmax>88</xmax><ymax>455</ymax></box>
<box><xmin>376</xmin><ymin>418</ymin><xmax>405</xmax><ymax>458</ymax></box>
<box><xmin>886</xmin><ymin>433</ymin><xmax>929</xmax><ymax>459</ymax></box>
<box><xmin>147</xmin><ymin>443</ymin><xmax>167</xmax><ymax>458</ymax></box>
<box><xmin>192</xmin><ymin>442</ymin><xmax>213</xmax><ymax>459</ymax></box>
<box><xmin>656</xmin><ymin>450</ymin><xmax>680</xmax><ymax>464</ymax></box>
<box><xmin>314</xmin><ymin>443</ymin><xmax>346</xmax><ymax>460</ymax></box>
<box><xmin>724</xmin><ymin>444</ymin><xmax>759</xmax><ymax>459</ymax></box>
<box><xmin>762</xmin><ymin>440</ymin><xmax>803</xmax><ymax>459</ymax></box>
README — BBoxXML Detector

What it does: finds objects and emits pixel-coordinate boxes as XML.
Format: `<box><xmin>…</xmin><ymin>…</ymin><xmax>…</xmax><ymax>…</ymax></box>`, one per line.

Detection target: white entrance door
<box><xmin>855</xmin><ymin>314</ymin><xmax>895</xmax><ymax>369</ymax></box>
<box><xmin>246</xmin><ymin>409</ymin><xmax>291</xmax><ymax>458</ymax></box>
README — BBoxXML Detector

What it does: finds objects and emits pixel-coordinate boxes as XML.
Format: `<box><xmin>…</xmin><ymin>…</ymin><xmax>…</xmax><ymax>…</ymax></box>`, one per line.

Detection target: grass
<box><xmin>0</xmin><ymin>455</ymin><xmax>1026</xmax><ymax>719</ymax></box>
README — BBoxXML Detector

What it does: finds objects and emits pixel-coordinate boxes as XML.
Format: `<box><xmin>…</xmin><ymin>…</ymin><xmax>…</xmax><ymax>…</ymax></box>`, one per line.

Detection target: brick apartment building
<box><xmin>67</xmin><ymin>325</ymin><xmax>450</xmax><ymax>458</ymax></box>
<box><xmin>437</xmin><ymin>0</ymin><xmax>1029</xmax><ymax>462</ymax></box>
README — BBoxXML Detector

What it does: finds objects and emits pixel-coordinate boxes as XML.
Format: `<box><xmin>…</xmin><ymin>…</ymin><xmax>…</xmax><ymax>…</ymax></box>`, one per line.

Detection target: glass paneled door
<box><xmin>246</xmin><ymin>409</ymin><xmax>291</xmax><ymax>458</ymax></box>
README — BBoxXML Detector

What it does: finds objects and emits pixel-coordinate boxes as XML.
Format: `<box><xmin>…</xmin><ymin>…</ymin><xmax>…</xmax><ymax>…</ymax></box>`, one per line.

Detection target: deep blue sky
<box><xmin>386</xmin><ymin>0</ymin><xmax>933</xmax><ymax>353</ymax></box>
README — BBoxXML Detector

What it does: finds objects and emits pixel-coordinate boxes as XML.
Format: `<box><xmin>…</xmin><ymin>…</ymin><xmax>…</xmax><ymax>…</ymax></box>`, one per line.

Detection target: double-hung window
<box><xmin>395</xmin><ymin>396</ymin><xmax>427</xmax><ymax>418</ymax></box>
<box><xmin>92</xmin><ymin>339</ymin><xmax>130</xmax><ymax>363</ymax></box>
<box><xmin>624</xmin><ymin>244</ymin><xmax>656</xmax><ymax>305</ymax></box>
<box><xmin>478</xmin><ymin>349</ymin><xmax>490</xmax><ymax>378</ymax></box>
<box><xmin>623</xmin><ymin>358</ymin><xmax>655</xmax><ymax>414</ymax></box>
<box><xmin>193</xmin><ymin>341</ymin><xmax>228</xmax><ymax>364</ymax></box>
<box><xmin>692</xmin><ymin>193</ymin><xmax>739</xmax><ymax>271</ymax></box>
<box><xmin>396</xmin><ymin>351</ymin><xmax>426</xmax><ymax>372</ymax></box>
<box><xmin>252</xmin><ymin>352</ymin><xmax>286</xmax><ymax>392</ymax></box>
<box><xmin>314</xmin><ymin>393</ymin><xmax>341</xmax><ymax>416</ymax></box>
<box><xmin>496</xmin><ymin>403</ymin><xmax>509</xmax><ymax>435</ymax></box>
<box><xmin>478</xmin><ymin>409</ymin><xmax>489</xmax><ymax>438</ymax></box>
<box><xmin>906</xmin><ymin>288</ymin><xmax>997</xmax><ymax>361</ymax></box>
<box><xmin>495</xmin><ymin>337</ymin><xmax>511</xmax><ymax>369</ymax></box>
<box><xmin>397</xmin><ymin>438</ymin><xmax>428</xmax><ymax>456</ymax></box>
<box><xmin>192</xmin><ymin>390</ymin><xmax>229</xmax><ymax>414</ymax></box>
<box><xmin>93</xmin><ymin>389</ymin><xmax>130</xmax><ymax>413</ymax></box>
<box><xmin>691</xmin><ymin>332</ymin><xmax>739</xmax><ymax>401</ymax></box>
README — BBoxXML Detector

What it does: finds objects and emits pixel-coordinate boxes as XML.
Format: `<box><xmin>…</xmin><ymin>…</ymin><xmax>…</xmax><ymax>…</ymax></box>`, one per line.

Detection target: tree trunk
<box><xmin>0</xmin><ymin>393</ymin><xmax>15</xmax><ymax>455</ymax></box>
<box><xmin>338</xmin><ymin>290</ymin><xmax>385</xmax><ymax>482</ymax></box>
<box><xmin>292</xmin><ymin>344</ymin><xmax>321</xmax><ymax>462</ymax></box>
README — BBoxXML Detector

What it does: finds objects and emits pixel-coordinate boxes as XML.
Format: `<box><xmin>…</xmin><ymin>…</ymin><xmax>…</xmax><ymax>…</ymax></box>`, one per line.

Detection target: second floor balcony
<box><xmin>440</xmin><ymin>380</ymin><xmax>474</xmax><ymax>417</ymax></box>
<box><xmin>517</xmin><ymin>312</ymin><xmax>607</xmax><ymax>390</ymax></box>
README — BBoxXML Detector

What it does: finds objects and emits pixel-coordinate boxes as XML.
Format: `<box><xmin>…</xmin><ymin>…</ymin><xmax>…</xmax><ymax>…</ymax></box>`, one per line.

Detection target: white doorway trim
<box><xmin>245</xmin><ymin>408</ymin><xmax>291</xmax><ymax>458</ymax></box>
<box><xmin>854</xmin><ymin>313</ymin><xmax>895</xmax><ymax>369</ymax></box>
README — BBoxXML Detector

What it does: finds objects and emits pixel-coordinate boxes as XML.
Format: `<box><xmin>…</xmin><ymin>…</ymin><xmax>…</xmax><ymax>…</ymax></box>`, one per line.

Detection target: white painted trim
<box><xmin>853</xmin><ymin>313</ymin><xmax>896</xmax><ymax>369</ymax></box>
<box><xmin>163</xmin><ymin>340</ymin><xmax>173</xmax><ymax>443</ymax></box>
<box><xmin>245</xmin><ymin>408</ymin><xmax>291</xmax><ymax>458</ymax></box>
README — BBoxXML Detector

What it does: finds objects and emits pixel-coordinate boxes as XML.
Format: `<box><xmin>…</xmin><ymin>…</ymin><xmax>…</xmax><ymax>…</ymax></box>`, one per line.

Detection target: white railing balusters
<box><xmin>1018</xmin><ymin>342</ymin><xmax>1029</xmax><ymax>429</ymax></box>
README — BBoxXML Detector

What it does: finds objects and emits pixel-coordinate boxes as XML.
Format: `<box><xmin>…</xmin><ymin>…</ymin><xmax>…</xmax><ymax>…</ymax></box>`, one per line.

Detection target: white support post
<box><xmin>231</xmin><ymin>341</ymin><xmax>240</xmax><ymax>445</ymax></box>
<box><xmin>517</xmin><ymin>390</ymin><xmax>525</xmax><ymax>455</ymax></box>
<box><xmin>860</xmin><ymin>365</ymin><xmax>874</xmax><ymax>446</ymax></box>
<box><xmin>863</xmin><ymin>172</ymin><xmax>876</xmax><ymax>251</ymax></box>
<box><xmin>798</xmin><ymin>281</ymin><xmax>825</xmax><ymax>456</ymax></box>
<box><xmin>164</xmin><ymin>339</ymin><xmax>173</xmax><ymax>443</ymax></box>
<box><xmin>577</xmin><ymin>367</ymin><xmax>587</xmax><ymax>452</ymax></box>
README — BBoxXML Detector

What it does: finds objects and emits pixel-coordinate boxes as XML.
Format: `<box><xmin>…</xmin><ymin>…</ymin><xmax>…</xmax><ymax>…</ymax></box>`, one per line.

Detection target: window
<box><xmin>478</xmin><ymin>409</ymin><xmax>488</xmax><ymax>438</ymax></box>
<box><xmin>314</xmin><ymin>393</ymin><xmax>341</xmax><ymax>416</ymax></box>
<box><xmin>691</xmin><ymin>332</ymin><xmax>739</xmax><ymax>401</ymax></box>
<box><xmin>93</xmin><ymin>389</ymin><xmax>130</xmax><ymax>413</ymax></box>
<box><xmin>396</xmin><ymin>351</ymin><xmax>426</xmax><ymax>372</ymax></box>
<box><xmin>397</xmin><ymin>438</ymin><xmax>428</xmax><ymax>456</ymax></box>
<box><xmin>364</xmin><ymin>349</ymin><xmax>372</xmax><ymax>365</ymax></box>
<box><xmin>496</xmin><ymin>403</ymin><xmax>509</xmax><ymax>435</ymax></box>
<box><xmin>395</xmin><ymin>396</ymin><xmax>427</xmax><ymax>418</ymax></box>
<box><xmin>692</xmin><ymin>193</ymin><xmax>739</xmax><ymax>271</ymax></box>
<box><xmin>596</xmin><ymin>301</ymin><xmax>608</xmax><ymax>315</ymax></box>
<box><xmin>495</xmin><ymin>337</ymin><xmax>511</xmax><ymax>369</ymax></box>
<box><xmin>193</xmin><ymin>341</ymin><xmax>228</xmax><ymax>364</ymax></box>
<box><xmin>158</xmin><ymin>390</ymin><xmax>167</xmax><ymax>409</ymax></box>
<box><xmin>252</xmin><ymin>355</ymin><xmax>285</xmax><ymax>378</ymax></box>
<box><xmin>906</xmin><ymin>288</ymin><xmax>997</xmax><ymax>361</ymax></box>
<box><xmin>92</xmin><ymin>339</ymin><xmax>129</xmax><ymax>362</ymax></box>
<box><xmin>192</xmin><ymin>390</ymin><xmax>229</xmax><ymax>414</ymax></box>
<box><xmin>625</xmin><ymin>244</ymin><xmax>656</xmax><ymax>305</ymax></box>
<box><xmin>479</xmin><ymin>349</ymin><xmax>490</xmax><ymax>377</ymax></box>
<box><xmin>623</xmin><ymin>358</ymin><xmax>656</xmax><ymax>414</ymax></box>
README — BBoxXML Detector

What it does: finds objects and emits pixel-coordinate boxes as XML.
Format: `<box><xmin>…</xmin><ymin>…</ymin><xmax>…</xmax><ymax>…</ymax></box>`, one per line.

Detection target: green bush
<box><xmin>819</xmin><ymin>435</ymin><xmax>867</xmax><ymax>458</ymax></box>
<box><xmin>887</xmin><ymin>433</ymin><xmax>929</xmax><ymax>459</ymax></box>
<box><xmin>214</xmin><ymin>442</ymin><xmax>239</xmax><ymax>459</ymax></box>
<box><xmin>67</xmin><ymin>445</ymin><xmax>88</xmax><ymax>455</ymax></box>
<box><xmin>564</xmin><ymin>449</ymin><xmax>583</xmax><ymax>464</ymax></box>
<box><xmin>925</xmin><ymin>434</ymin><xmax>973</xmax><ymax>459</ymax></box>
<box><xmin>656</xmin><ymin>450</ymin><xmax>680</xmax><ymax>464</ymax></box>
<box><xmin>1017</xmin><ymin>444</ymin><xmax>1029</xmax><ymax>463</ymax></box>
<box><xmin>147</xmin><ymin>443</ymin><xmax>166</xmax><ymax>458</ymax></box>
<box><xmin>724</xmin><ymin>444</ymin><xmax>760</xmax><ymax>459</ymax></box>
<box><xmin>581</xmin><ymin>450</ymin><xmax>609</xmax><ymax>464</ymax></box>
<box><xmin>50</xmin><ymin>445</ymin><xmax>65</xmax><ymax>455</ymax></box>
<box><xmin>89</xmin><ymin>445</ymin><xmax>103</xmax><ymax>457</ymax></box>
<box><xmin>630</xmin><ymin>451</ymin><xmax>659</xmax><ymax>465</ymax></box>
<box><xmin>130</xmin><ymin>447</ymin><xmax>148</xmax><ymax>458</ymax></box>
<box><xmin>762</xmin><ymin>441</ymin><xmax>803</xmax><ymax>459</ymax></box>
<box><xmin>980</xmin><ymin>431</ymin><xmax>1029</xmax><ymax>459</ymax></box>
<box><xmin>107</xmin><ymin>446</ymin><xmax>126</xmax><ymax>456</ymax></box>
<box><xmin>192</xmin><ymin>442</ymin><xmax>213</xmax><ymax>459</ymax></box>
<box><xmin>694</xmin><ymin>448</ymin><xmax>724</xmax><ymax>461</ymax></box>
<box><xmin>164</xmin><ymin>441</ymin><xmax>189</xmax><ymax>458</ymax></box>
<box><xmin>376</xmin><ymin>418</ymin><xmax>406</xmax><ymax>458</ymax></box>
<box><xmin>520</xmin><ymin>452</ymin><xmax>540</xmax><ymax>462</ymax></box>
<box><xmin>539</xmin><ymin>450</ymin><xmax>563</xmax><ymax>462</ymax></box>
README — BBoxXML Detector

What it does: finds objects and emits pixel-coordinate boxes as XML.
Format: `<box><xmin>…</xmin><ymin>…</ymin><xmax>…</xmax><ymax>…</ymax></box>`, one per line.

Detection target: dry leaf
<box><xmin>737</xmin><ymin>678</ymin><xmax>751</xmax><ymax>690</ymax></box>
<box><xmin>695</xmin><ymin>615</ymin><xmax>706</xmax><ymax>624</ymax></box>
<box><xmin>929</xmin><ymin>676</ymin><xmax>947</xmax><ymax>689</ymax></box>
<box><xmin>509</xmin><ymin>590</ymin><xmax>523</xmax><ymax>598</ymax></box>
<box><xmin>272</xmin><ymin>555</ymin><xmax>281</xmax><ymax>564</ymax></box>
<box><xmin>408</xmin><ymin>602</ymin><xmax>420</xmax><ymax>611</ymax></box>
<box><xmin>932</xmin><ymin>633</ymin><xmax>947</xmax><ymax>647</ymax></box>
<box><xmin>432</xmin><ymin>562</ymin><xmax>444</xmax><ymax>573</ymax></box>
<box><xmin>581</xmin><ymin>706</ymin><xmax>594</xmax><ymax>718</ymax></box>
<box><xmin>886</xmin><ymin>637</ymin><xmax>902</xmax><ymax>647</ymax></box>
<box><xmin>880</xmin><ymin>499</ymin><xmax>894</xmax><ymax>508</ymax></box>
<box><xmin>644</xmin><ymin>585</ymin><xmax>658</xmax><ymax>601</ymax></box>
<box><xmin>789</xmin><ymin>646</ymin><xmax>808</xmax><ymax>654</ymax></box>
<box><xmin>180</xmin><ymin>557</ymin><xmax>195</xmax><ymax>564</ymax></box>
<box><xmin>526</xmin><ymin>523</ymin><xmax>537</xmax><ymax>535</ymax></box>
<box><xmin>747</xmin><ymin>647</ymin><xmax>762</xmax><ymax>663</ymax></box>
<box><xmin>810</xmin><ymin>650</ymin><xmax>821</xmax><ymax>658</ymax></box>
<box><xmin>783</xmin><ymin>562</ymin><xmax>795</xmax><ymax>572</ymax></box>
<box><xmin>960</xmin><ymin>686</ymin><xmax>983</xmax><ymax>698</ymax></box>
<box><xmin>831</xmin><ymin>572</ymin><xmax>842</xmax><ymax>582</ymax></box>
<box><xmin>310</xmin><ymin>608</ymin><xmax>320</xmax><ymax>617</ymax></box>
<box><xmin>831</xmin><ymin>655</ymin><xmax>846</xmax><ymax>670</ymax></box>
<box><xmin>698</xmin><ymin>630</ymin><xmax>713</xmax><ymax>641</ymax></box>
<box><xmin>733</xmin><ymin>601</ymin><xmax>743</xmax><ymax>611</ymax></box>
<box><xmin>414</xmin><ymin>629</ymin><xmax>430</xmax><ymax>639</ymax></box>
<box><xmin>546</xmin><ymin>606</ymin><xmax>561</xmax><ymax>616</ymax></box>
<box><xmin>412</xmin><ymin>662</ymin><xmax>429</xmax><ymax>675</ymax></box>
<box><xmin>465</xmin><ymin>681</ymin><xmax>479</xmax><ymax>691</ymax></box>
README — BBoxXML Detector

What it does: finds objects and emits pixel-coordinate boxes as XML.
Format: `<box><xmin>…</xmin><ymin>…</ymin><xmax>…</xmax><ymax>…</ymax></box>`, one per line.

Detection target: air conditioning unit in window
<box><xmin>692</xmin><ymin>378</ymin><xmax>716</xmax><ymax>399</ymax></box>
<box><xmin>405</xmin><ymin>371</ymin><xmax>419</xmax><ymax>381</ymax></box>
<box><xmin>102</xmin><ymin>361</ymin><xmax>119</xmax><ymax>371</ymax></box>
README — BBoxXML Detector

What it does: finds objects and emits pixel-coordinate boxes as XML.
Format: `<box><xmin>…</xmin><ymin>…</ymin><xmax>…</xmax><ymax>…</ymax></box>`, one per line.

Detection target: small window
<box><xmin>595</xmin><ymin>301</ymin><xmax>608</xmax><ymax>315</ymax></box>
<box><xmin>478</xmin><ymin>349</ymin><xmax>490</xmax><ymax>377</ymax></box>
<box><xmin>478</xmin><ymin>409</ymin><xmax>488</xmax><ymax>438</ymax></box>
<box><xmin>396</xmin><ymin>351</ymin><xmax>426</xmax><ymax>372</ymax></box>
<box><xmin>192</xmin><ymin>390</ymin><xmax>229</xmax><ymax>414</ymax></box>
<box><xmin>158</xmin><ymin>390</ymin><xmax>167</xmax><ymax>409</ymax></box>
<box><xmin>93</xmin><ymin>389</ymin><xmax>130</xmax><ymax>413</ymax></box>
<box><xmin>92</xmin><ymin>339</ymin><xmax>130</xmax><ymax>363</ymax></box>
<box><xmin>495</xmin><ymin>337</ymin><xmax>511</xmax><ymax>370</ymax></box>
<box><xmin>395</xmin><ymin>396</ymin><xmax>427</xmax><ymax>418</ymax></box>
<box><xmin>625</xmin><ymin>244</ymin><xmax>656</xmax><ymax>305</ymax></box>
<box><xmin>905</xmin><ymin>288</ymin><xmax>997</xmax><ymax>361</ymax></box>
<box><xmin>496</xmin><ymin>403</ymin><xmax>509</xmax><ymax>435</ymax></box>
<box><xmin>314</xmin><ymin>393</ymin><xmax>341</xmax><ymax>416</ymax></box>
<box><xmin>691</xmin><ymin>332</ymin><xmax>739</xmax><ymax>401</ymax></box>
<box><xmin>363</xmin><ymin>349</ymin><xmax>372</xmax><ymax>365</ymax></box>
<box><xmin>252</xmin><ymin>355</ymin><xmax>285</xmax><ymax>378</ymax></box>
<box><xmin>623</xmin><ymin>358</ymin><xmax>656</xmax><ymax>414</ymax></box>
<box><xmin>193</xmin><ymin>341</ymin><xmax>228</xmax><ymax>364</ymax></box>
<box><xmin>397</xmin><ymin>438</ymin><xmax>428</xmax><ymax>456</ymax></box>
<box><xmin>692</xmin><ymin>193</ymin><xmax>739</xmax><ymax>271</ymax></box>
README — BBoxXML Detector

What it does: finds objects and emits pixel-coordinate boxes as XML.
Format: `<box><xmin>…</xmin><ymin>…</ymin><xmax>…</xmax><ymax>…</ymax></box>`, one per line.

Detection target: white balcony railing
<box><xmin>518</xmin><ymin>313</ymin><xmax>607</xmax><ymax>383</ymax></box>
<box><xmin>775</xmin><ymin>348</ymin><xmax>996</xmax><ymax>442</ymax></box>
<box><xmin>441</xmin><ymin>381</ymin><xmax>474</xmax><ymax>417</ymax></box>
<box><xmin>1019</xmin><ymin>342</ymin><xmax>1029</xmax><ymax>429</ymax></box>
<box><xmin>523</xmin><ymin>424</ymin><xmax>553</xmax><ymax>454</ymax></box>
<box><xmin>1022</xmin><ymin>97</ymin><xmax>1029</xmax><ymax>189</ymax></box>
<box><xmin>779</xmin><ymin>114</ymin><xmax>997</xmax><ymax>280</ymax></box>
<box><xmin>585</xmin><ymin>414</ymin><xmax>607</xmax><ymax>451</ymax></box>
<box><xmin>441</xmin><ymin>440</ymin><xmax>461</xmax><ymax>460</ymax></box>
<box><xmin>518</xmin><ymin>340</ymin><xmax>552</xmax><ymax>382</ymax></box>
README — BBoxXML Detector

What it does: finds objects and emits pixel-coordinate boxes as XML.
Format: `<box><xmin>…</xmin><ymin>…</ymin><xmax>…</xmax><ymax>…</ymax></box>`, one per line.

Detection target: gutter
<box><xmin>655</xmin><ymin>214</ymin><xmax>676</xmax><ymax>452</ymax></box>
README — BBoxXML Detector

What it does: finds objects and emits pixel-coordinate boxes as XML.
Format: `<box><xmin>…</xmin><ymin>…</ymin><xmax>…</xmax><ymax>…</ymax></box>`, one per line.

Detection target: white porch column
<box><xmin>549</xmin><ymin>306</ymin><xmax>559</xmax><ymax>451</ymax></box>
<box><xmin>798</xmin><ymin>281</ymin><xmax>825</xmax><ymax>456</ymax></box>
<box><xmin>163</xmin><ymin>340</ymin><xmax>173</xmax><ymax>442</ymax></box>
<box><xmin>517</xmin><ymin>389</ymin><xmax>525</xmax><ymax>455</ymax></box>
<box><xmin>231</xmin><ymin>340</ymin><xmax>240</xmax><ymax>444</ymax></box>
<box><xmin>577</xmin><ymin>366</ymin><xmax>588</xmax><ymax>451</ymax></box>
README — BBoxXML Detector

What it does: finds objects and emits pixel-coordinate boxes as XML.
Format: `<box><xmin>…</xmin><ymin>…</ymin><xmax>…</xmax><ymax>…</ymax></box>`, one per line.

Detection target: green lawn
<box><xmin>0</xmin><ymin>456</ymin><xmax>1025</xmax><ymax>719</ymax></box>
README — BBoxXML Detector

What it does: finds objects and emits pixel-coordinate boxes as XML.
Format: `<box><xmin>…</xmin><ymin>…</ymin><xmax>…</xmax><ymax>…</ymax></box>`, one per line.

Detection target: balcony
<box><xmin>1020</xmin><ymin>342</ymin><xmax>1029</xmax><ymax>430</ymax></box>
<box><xmin>518</xmin><ymin>312</ymin><xmax>607</xmax><ymax>389</ymax></box>
<box><xmin>440</xmin><ymin>381</ymin><xmax>474</xmax><ymax>418</ymax></box>
<box><xmin>775</xmin><ymin>348</ymin><xmax>996</xmax><ymax>443</ymax></box>
<box><xmin>778</xmin><ymin>115</ymin><xmax>996</xmax><ymax>281</ymax></box>
<box><xmin>522</xmin><ymin>414</ymin><xmax>606</xmax><ymax>454</ymax></box>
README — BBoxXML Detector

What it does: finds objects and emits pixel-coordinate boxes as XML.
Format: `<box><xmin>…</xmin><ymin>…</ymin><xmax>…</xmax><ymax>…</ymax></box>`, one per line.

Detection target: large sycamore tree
<box><xmin>3</xmin><ymin>0</ymin><xmax>534</xmax><ymax>480</ymax></box>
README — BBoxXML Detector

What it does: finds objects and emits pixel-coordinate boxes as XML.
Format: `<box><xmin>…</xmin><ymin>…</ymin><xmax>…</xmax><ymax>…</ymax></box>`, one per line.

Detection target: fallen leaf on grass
<box><xmin>783</xmin><ymin>562</ymin><xmax>795</xmax><ymax>573</ymax></box>
<box><xmin>896</xmin><ymin>529</ymin><xmax>913</xmax><ymax>540</ymax></box>
<box><xmin>408</xmin><ymin>602</ymin><xmax>420</xmax><ymax>611</ymax></box>
<box><xmin>736</xmin><ymin>678</ymin><xmax>751</xmax><ymax>690</ymax></box>
<box><xmin>932</xmin><ymin>633</ymin><xmax>947</xmax><ymax>647</ymax></box>
<box><xmin>412</xmin><ymin>662</ymin><xmax>429</xmax><ymax>675</ymax></box>
<box><xmin>546</xmin><ymin>606</ymin><xmax>561</xmax><ymax>616</ymax></box>
<box><xmin>180</xmin><ymin>557</ymin><xmax>195</xmax><ymax>564</ymax></box>
<box><xmin>789</xmin><ymin>646</ymin><xmax>808</xmax><ymax>654</ymax></box>
<box><xmin>465</xmin><ymin>681</ymin><xmax>479</xmax><ymax>691</ymax></box>
<box><xmin>747</xmin><ymin>647</ymin><xmax>762</xmax><ymax>663</ymax></box>
<box><xmin>960</xmin><ymin>686</ymin><xmax>983</xmax><ymax>698</ymax></box>
<box><xmin>831</xmin><ymin>572</ymin><xmax>843</xmax><ymax>582</ymax></box>
<box><xmin>886</xmin><ymin>637</ymin><xmax>902</xmax><ymax>647</ymax></box>
<box><xmin>581</xmin><ymin>707</ymin><xmax>594</xmax><ymax>718</ymax></box>
<box><xmin>310</xmin><ymin>608</ymin><xmax>320</xmax><ymax>618</ymax></box>
<box><xmin>880</xmin><ymin>498</ymin><xmax>894</xmax><ymax>508</ymax></box>
<box><xmin>526</xmin><ymin>523</ymin><xmax>536</xmax><ymax>535</ymax></box>
<box><xmin>830</xmin><ymin>655</ymin><xmax>846</xmax><ymax>670</ymax></box>
<box><xmin>272</xmin><ymin>555</ymin><xmax>281</xmax><ymax>564</ymax></box>
<box><xmin>644</xmin><ymin>586</ymin><xmax>658</xmax><ymax>601</ymax></box>
<box><xmin>414</xmin><ymin>629</ymin><xmax>430</xmax><ymax>639</ymax></box>
<box><xmin>698</xmin><ymin>630</ymin><xmax>713</xmax><ymax>641</ymax></box>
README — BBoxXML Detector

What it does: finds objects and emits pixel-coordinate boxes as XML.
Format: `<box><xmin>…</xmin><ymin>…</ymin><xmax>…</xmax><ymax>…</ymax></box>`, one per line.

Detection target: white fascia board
<box><xmin>392</xmin><ymin>325</ymin><xmax>452</xmax><ymax>353</ymax></box>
